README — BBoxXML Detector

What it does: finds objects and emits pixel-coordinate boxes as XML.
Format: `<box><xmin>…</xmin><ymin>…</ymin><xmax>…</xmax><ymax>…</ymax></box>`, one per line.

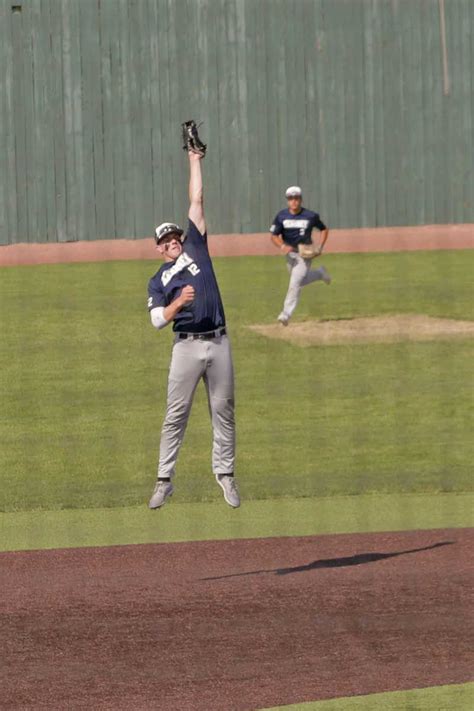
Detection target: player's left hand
<box><xmin>182</xmin><ymin>120</ymin><xmax>207</xmax><ymax>157</ymax></box>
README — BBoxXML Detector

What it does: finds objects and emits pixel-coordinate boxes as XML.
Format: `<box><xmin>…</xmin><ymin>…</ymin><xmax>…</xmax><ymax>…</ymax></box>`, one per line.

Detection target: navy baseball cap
<box><xmin>154</xmin><ymin>222</ymin><xmax>184</xmax><ymax>244</ymax></box>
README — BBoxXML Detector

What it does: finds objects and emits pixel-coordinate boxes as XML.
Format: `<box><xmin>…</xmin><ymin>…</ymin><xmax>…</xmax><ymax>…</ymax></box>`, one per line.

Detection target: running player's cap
<box><xmin>154</xmin><ymin>222</ymin><xmax>184</xmax><ymax>244</ymax></box>
<box><xmin>285</xmin><ymin>186</ymin><xmax>302</xmax><ymax>198</ymax></box>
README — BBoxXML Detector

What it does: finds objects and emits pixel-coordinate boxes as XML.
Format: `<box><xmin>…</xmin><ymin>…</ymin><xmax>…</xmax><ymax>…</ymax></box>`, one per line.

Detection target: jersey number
<box><xmin>188</xmin><ymin>264</ymin><xmax>201</xmax><ymax>276</ymax></box>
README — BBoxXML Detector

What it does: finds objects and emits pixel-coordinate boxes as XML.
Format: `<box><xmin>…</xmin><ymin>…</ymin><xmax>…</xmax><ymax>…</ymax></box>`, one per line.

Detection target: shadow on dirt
<box><xmin>201</xmin><ymin>541</ymin><xmax>454</xmax><ymax>581</ymax></box>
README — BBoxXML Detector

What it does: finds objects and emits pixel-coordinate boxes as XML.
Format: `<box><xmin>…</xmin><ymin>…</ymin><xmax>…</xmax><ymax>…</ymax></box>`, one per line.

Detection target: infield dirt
<box><xmin>1</xmin><ymin>528</ymin><xmax>473</xmax><ymax>710</ymax></box>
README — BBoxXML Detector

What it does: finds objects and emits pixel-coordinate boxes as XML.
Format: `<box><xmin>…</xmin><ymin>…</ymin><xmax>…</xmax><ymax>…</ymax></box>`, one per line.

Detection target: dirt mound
<box><xmin>249</xmin><ymin>314</ymin><xmax>474</xmax><ymax>346</ymax></box>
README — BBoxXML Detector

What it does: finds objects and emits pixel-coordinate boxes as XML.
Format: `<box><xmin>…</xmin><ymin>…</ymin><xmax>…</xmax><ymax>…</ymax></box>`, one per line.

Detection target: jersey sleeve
<box><xmin>185</xmin><ymin>218</ymin><xmax>207</xmax><ymax>245</ymax></box>
<box><xmin>312</xmin><ymin>213</ymin><xmax>327</xmax><ymax>231</ymax></box>
<box><xmin>270</xmin><ymin>213</ymin><xmax>283</xmax><ymax>235</ymax></box>
<box><xmin>147</xmin><ymin>276</ymin><xmax>166</xmax><ymax>311</ymax></box>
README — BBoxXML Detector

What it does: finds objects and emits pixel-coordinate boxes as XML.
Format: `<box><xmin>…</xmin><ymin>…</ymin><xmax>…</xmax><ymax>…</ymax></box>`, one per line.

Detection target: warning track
<box><xmin>0</xmin><ymin>223</ymin><xmax>472</xmax><ymax>266</ymax></box>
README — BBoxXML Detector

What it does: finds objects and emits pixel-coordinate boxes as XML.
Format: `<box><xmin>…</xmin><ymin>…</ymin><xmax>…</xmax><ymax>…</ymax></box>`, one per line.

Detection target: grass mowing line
<box><xmin>261</xmin><ymin>682</ymin><xmax>474</xmax><ymax>710</ymax></box>
<box><xmin>1</xmin><ymin>491</ymin><xmax>472</xmax><ymax>552</ymax></box>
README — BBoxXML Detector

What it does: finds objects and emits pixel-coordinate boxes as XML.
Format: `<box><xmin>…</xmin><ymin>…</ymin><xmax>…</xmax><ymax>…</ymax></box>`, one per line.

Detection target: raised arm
<box><xmin>188</xmin><ymin>152</ymin><xmax>206</xmax><ymax>234</ymax></box>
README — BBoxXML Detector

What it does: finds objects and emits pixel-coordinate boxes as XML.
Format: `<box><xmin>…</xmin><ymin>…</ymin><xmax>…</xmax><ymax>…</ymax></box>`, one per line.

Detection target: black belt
<box><xmin>178</xmin><ymin>327</ymin><xmax>226</xmax><ymax>341</ymax></box>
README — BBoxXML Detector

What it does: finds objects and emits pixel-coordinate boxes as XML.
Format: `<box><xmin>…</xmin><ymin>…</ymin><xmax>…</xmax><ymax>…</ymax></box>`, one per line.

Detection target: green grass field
<box><xmin>264</xmin><ymin>682</ymin><xmax>474</xmax><ymax>710</ymax></box>
<box><xmin>1</xmin><ymin>250</ymin><xmax>473</xmax><ymax>513</ymax></box>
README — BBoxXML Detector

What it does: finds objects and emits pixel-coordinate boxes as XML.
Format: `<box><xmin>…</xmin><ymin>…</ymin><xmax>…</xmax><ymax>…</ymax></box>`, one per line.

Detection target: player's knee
<box><xmin>211</xmin><ymin>397</ymin><xmax>235</xmax><ymax>421</ymax></box>
<box><xmin>163</xmin><ymin>400</ymin><xmax>191</xmax><ymax>426</ymax></box>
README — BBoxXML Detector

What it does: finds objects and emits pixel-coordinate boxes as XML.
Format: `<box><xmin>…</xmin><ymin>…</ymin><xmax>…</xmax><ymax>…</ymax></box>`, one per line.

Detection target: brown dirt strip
<box><xmin>1</xmin><ymin>528</ymin><xmax>472</xmax><ymax>710</ymax></box>
<box><xmin>251</xmin><ymin>315</ymin><xmax>474</xmax><ymax>347</ymax></box>
<box><xmin>0</xmin><ymin>223</ymin><xmax>472</xmax><ymax>266</ymax></box>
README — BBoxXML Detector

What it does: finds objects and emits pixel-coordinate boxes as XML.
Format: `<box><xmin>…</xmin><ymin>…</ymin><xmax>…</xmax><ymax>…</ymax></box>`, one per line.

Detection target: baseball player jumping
<box><xmin>147</xmin><ymin>122</ymin><xmax>239</xmax><ymax>510</ymax></box>
<box><xmin>270</xmin><ymin>186</ymin><xmax>331</xmax><ymax>325</ymax></box>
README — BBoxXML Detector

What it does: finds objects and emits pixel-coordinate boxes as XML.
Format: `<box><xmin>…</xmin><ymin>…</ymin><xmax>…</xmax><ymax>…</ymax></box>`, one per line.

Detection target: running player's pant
<box><xmin>157</xmin><ymin>334</ymin><xmax>235</xmax><ymax>479</ymax></box>
<box><xmin>283</xmin><ymin>252</ymin><xmax>326</xmax><ymax>318</ymax></box>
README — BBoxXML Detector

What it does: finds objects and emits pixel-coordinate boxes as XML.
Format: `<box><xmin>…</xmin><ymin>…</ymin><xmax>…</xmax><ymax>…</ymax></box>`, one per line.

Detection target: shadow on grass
<box><xmin>201</xmin><ymin>541</ymin><xmax>454</xmax><ymax>581</ymax></box>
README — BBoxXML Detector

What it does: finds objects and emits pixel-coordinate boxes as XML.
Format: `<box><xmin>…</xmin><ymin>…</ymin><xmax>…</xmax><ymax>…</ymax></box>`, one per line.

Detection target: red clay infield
<box><xmin>1</xmin><ymin>528</ymin><xmax>473</xmax><ymax>710</ymax></box>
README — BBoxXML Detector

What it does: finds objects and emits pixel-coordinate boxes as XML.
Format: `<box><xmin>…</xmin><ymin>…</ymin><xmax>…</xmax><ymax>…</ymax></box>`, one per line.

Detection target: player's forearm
<box><xmin>271</xmin><ymin>234</ymin><xmax>283</xmax><ymax>250</ymax></box>
<box><xmin>189</xmin><ymin>156</ymin><xmax>203</xmax><ymax>206</ymax></box>
<box><xmin>150</xmin><ymin>297</ymin><xmax>185</xmax><ymax>330</ymax></box>
<box><xmin>188</xmin><ymin>155</ymin><xmax>206</xmax><ymax>233</ymax></box>
<box><xmin>163</xmin><ymin>295</ymin><xmax>186</xmax><ymax>323</ymax></box>
<box><xmin>320</xmin><ymin>228</ymin><xmax>329</xmax><ymax>250</ymax></box>
<box><xmin>271</xmin><ymin>234</ymin><xmax>293</xmax><ymax>254</ymax></box>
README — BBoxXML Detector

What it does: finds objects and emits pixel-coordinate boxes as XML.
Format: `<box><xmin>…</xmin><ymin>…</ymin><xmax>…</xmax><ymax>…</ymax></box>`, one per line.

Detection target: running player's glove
<box><xmin>182</xmin><ymin>120</ymin><xmax>207</xmax><ymax>157</ymax></box>
<box><xmin>298</xmin><ymin>243</ymin><xmax>321</xmax><ymax>259</ymax></box>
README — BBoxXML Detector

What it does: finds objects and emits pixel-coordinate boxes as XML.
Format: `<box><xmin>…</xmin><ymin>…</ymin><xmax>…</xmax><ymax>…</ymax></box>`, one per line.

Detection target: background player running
<box><xmin>147</xmin><ymin>128</ymin><xmax>239</xmax><ymax>510</ymax></box>
<box><xmin>270</xmin><ymin>185</ymin><xmax>331</xmax><ymax>326</ymax></box>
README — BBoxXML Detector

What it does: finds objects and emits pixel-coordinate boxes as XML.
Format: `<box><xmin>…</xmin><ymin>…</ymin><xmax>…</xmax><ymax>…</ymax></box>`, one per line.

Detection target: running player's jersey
<box><xmin>147</xmin><ymin>219</ymin><xmax>226</xmax><ymax>333</ymax></box>
<box><xmin>270</xmin><ymin>208</ymin><xmax>326</xmax><ymax>249</ymax></box>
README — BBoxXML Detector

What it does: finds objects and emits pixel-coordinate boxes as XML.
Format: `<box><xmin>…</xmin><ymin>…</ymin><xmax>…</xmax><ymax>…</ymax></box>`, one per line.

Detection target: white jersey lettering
<box><xmin>282</xmin><ymin>219</ymin><xmax>310</xmax><ymax>229</ymax></box>
<box><xmin>161</xmin><ymin>252</ymin><xmax>197</xmax><ymax>286</ymax></box>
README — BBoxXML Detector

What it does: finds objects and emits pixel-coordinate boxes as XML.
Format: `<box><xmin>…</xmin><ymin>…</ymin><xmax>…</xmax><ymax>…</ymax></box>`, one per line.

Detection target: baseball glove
<box><xmin>181</xmin><ymin>120</ymin><xmax>207</xmax><ymax>157</ymax></box>
<box><xmin>298</xmin><ymin>242</ymin><xmax>321</xmax><ymax>259</ymax></box>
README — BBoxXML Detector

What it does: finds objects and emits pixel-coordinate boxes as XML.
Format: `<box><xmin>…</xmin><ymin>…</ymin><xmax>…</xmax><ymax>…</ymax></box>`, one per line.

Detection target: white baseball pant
<box><xmin>282</xmin><ymin>252</ymin><xmax>327</xmax><ymax>318</ymax></box>
<box><xmin>157</xmin><ymin>334</ymin><xmax>235</xmax><ymax>479</ymax></box>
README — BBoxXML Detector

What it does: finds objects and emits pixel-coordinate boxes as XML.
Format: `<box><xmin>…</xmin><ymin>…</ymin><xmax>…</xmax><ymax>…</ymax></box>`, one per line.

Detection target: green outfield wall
<box><xmin>0</xmin><ymin>0</ymin><xmax>472</xmax><ymax>245</ymax></box>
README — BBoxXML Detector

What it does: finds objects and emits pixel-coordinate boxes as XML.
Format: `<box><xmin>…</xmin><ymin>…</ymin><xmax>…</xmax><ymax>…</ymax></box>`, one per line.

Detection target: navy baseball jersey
<box><xmin>147</xmin><ymin>219</ymin><xmax>226</xmax><ymax>333</ymax></box>
<box><xmin>270</xmin><ymin>208</ymin><xmax>326</xmax><ymax>249</ymax></box>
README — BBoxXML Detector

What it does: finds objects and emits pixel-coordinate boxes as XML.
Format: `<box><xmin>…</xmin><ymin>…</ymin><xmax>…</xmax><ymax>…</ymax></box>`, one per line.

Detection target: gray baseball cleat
<box><xmin>277</xmin><ymin>312</ymin><xmax>290</xmax><ymax>326</ymax></box>
<box><xmin>216</xmin><ymin>474</ymin><xmax>241</xmax><ymax>508</ymax></box>
<box><xmin>320</xmin><ymin>265</ymin><xmax>332</xmax><ymax>284</ymax></box>
<box><xmin>148</xmin><ymin>480</ymin><xmax>174</xmax><ymax>509</ymax></box>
